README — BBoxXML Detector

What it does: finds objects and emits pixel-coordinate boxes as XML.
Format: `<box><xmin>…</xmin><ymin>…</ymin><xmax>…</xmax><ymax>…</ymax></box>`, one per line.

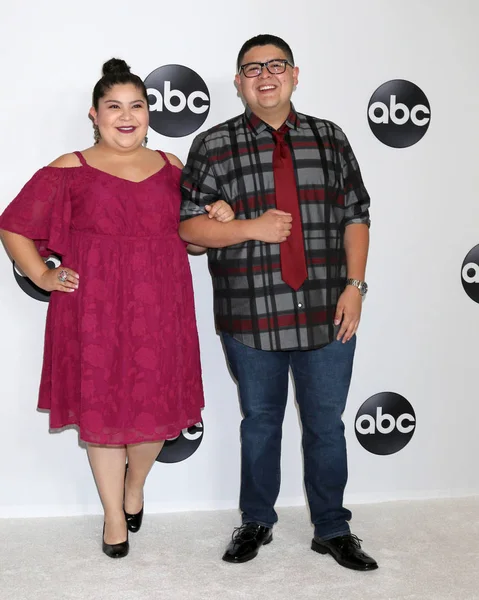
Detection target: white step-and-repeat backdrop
<box><xmin>1</xmin><ymin>0</ymin><xmax>478</xmax><ymax>517</ymax></box>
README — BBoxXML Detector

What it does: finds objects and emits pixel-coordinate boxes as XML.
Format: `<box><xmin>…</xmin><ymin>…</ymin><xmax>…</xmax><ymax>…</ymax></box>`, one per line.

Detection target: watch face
<box><xmin>360</xmin><ymin>282</ymin><xmax>368</xmax><ymax>295</ymax></box>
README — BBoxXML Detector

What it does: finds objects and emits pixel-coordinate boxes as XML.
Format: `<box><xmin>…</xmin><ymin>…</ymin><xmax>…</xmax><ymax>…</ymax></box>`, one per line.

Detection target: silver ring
<box><xmin>58</xmin><ymin>269</ymin><xmax>68</xmax><ymax>283</ymax></box>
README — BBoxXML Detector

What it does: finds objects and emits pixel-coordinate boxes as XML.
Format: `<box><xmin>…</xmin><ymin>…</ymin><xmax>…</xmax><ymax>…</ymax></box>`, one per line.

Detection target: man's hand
<box><xmin>249</xmin><ymin>209</ymin><xmax>292</xmax><ymax>243</ymax></box>
<box><xmin>334</xmin><ymin>285</ymin><xmax>362</xmax><ymax>343</ymax></box>
<box><xmin>205</xmin><ymin>200</ymin><xmax>235</xmax><ymax>223</ymax></box>
<box><xmin>179</xmin><ymin>208</ymin><xmax>292</xmax><ymax>248</ymax></box>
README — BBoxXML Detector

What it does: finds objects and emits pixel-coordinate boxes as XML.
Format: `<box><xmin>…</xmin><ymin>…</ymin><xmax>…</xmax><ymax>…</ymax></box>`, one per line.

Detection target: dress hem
<box><xmin>44</xmin><ymin>412</ymin><xmax>204</xmax><ymax>446</ymax></box>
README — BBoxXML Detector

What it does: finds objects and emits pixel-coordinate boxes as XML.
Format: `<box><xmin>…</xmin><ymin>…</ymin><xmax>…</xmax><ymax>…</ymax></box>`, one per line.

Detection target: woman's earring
<box><xmin>93</xmin><ymin>124</ymin><xmax>101</xmax><ymax>144</ymax></box>
<box><xmin>143</xmin><ymin>135</ymin><xmax>148</xmax><ymax>147</ymax></box>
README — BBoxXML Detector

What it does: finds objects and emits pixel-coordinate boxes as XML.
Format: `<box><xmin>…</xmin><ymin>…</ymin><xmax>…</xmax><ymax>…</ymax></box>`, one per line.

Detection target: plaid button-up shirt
<box><xmin>180</xmin><ymin>106</ymin><xmax>370</xmax><ymax>351</ymax></box>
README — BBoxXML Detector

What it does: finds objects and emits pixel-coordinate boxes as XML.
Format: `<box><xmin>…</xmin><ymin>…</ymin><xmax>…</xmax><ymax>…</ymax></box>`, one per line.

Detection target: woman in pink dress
<box><xmin>0</xmin><ymin>59</ymin><xmax>233</xmax><ymax>558</ymax></box>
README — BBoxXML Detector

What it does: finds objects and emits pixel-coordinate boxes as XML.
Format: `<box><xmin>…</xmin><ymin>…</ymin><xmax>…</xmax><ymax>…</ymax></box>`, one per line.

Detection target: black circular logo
<box><xmin>156</xmin><ymin>420</ymin><xmax>204</xmax><ymax>463</ymax></box>
<box><xmin>368</xmin><ymin>79</ymin><xmax>431</xmax><ymax>148</ymax></box>
<box><xmin>144</xmin><ymin>65</ymin><xmax>210</xmax><ymax>138</ymax></box>
<box><xmin>461</xmin><ymin>245</ymin><xmax>479</xmax><ymax>303</ymax></box>
<box><xmin>13</xmin><ymin>255</ymin><xmax>61</xmax><ymax>302</ymax></box>
<box><xmin>355</xmin><ymin>392</ymin><xmax>416</xmax><ymax>455</ymax></box>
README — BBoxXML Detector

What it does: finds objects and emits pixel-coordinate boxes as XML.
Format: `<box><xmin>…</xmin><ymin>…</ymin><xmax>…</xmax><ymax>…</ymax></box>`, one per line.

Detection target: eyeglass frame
<box><xmin>238</xmin><ymin>59</ymin><xmax>294</xmax><ymax>78</ymax></box>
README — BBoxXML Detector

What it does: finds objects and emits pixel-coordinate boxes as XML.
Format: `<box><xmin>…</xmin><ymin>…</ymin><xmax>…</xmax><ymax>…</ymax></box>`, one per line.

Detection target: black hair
<box><xmin>92</xmin><ymin>58</ymin><xmax>148</xmax><ymax>109</ymax></box>
<box><xmin>236</xmin><ymin>34</ymin><xmax>295</xmax><ymax>72</ymax></box>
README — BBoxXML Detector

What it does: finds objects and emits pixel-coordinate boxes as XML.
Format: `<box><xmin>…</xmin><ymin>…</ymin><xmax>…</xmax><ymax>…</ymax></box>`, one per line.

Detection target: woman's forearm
<box><xmin>0</xmin><ymin>230</ymin><xmax>48</xmax><ymax>285</ymax></box>
<box><xmin>179</xmin><ymin>215</ymin><xmax>253</xmax><ymax>248</ymax></box>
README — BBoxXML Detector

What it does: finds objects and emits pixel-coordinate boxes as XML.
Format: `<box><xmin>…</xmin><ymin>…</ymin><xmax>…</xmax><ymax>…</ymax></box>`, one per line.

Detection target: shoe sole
<box><xmin>311</xmin><ymin>539</ymin><xmax>378</xmax><ymax>571</ymax></box>
<box><xmin>222</xmin><ymin>534</ymin><xmax>273</xmax><ymax>563</ymax></box>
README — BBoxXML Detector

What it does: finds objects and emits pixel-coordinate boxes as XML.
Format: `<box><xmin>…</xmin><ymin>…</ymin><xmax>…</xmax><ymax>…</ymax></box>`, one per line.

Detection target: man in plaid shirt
<box><xmin>180</xmin><ymin>34</ymin><xmax>377</xmax><ymax>571</ymax></box>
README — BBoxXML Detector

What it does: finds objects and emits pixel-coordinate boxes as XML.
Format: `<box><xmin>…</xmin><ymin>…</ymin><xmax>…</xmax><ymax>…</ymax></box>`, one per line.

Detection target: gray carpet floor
<box><xmin>1</xmin><ymin>497</ymin><xmax>478</xmax><ymax>600</ymax></box>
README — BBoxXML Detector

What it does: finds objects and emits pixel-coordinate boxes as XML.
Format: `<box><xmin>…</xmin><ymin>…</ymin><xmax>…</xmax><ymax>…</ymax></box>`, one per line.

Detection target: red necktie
<box><xmin>272</xmin><ymin>127</ymin><xmax>308</xmax><ymax>290</ymax></box>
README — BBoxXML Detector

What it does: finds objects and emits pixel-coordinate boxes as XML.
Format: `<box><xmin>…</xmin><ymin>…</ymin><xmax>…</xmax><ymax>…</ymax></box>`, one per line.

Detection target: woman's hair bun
<box><xmin>102</xmin><ymin>58</ymin><xmax>131</xmax><ymax>77</ymax></box>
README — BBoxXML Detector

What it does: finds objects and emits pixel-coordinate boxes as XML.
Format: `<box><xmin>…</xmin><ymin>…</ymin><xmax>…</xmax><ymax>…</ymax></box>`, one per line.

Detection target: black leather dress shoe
<box><xmin>222</xmin><ymin>523</ymin><xmax>273</xmax><ymax>563</ymax></box>
<box><xmin>102</xmin><ymin>524</ymin><xmax>129</xmax><ymax>559</ymax></box>
<box><xmin>124</xmin><ymin>505</ymin><xmax>143</xmax><ymax>533</ymax></box>
<box><xmin>312</xmin><ymin>534</ymin><xmax>378</xmax><ymax>571</ymax></box>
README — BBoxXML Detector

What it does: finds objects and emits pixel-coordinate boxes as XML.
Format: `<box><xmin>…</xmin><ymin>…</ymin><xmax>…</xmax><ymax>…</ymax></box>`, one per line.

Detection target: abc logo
<box><xmin>355</xmin><ymin>392</ymin><xmax>416</xmax><ymax>455</ymax></box>
<box><xmin>461</xmin><ymin>244</ymin><xmax>479</xmax><ymax>303</ymax></box>
<box><xmin>156</xmin><ymin>420</ymin><xmax>204</xmax><ymax>463</ymax></box>
<box><xmin>368</xmin><ymin>79</ymin><xmax>431</xmax><ymax>148</ymax></box>
<box><xmin>13</xmin><ymin>255</ymin><xmax>61</xmax><ymax>302</ymax></box>
<box><xmin>144</xmin><ymin>65</ymin><xmax>210</xmax><ymax>138</ymax></box>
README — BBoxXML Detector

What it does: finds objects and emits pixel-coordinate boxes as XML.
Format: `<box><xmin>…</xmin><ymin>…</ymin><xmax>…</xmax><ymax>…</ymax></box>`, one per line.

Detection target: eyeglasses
<box><xmin>239</xmin><ymin>59</ymin><xmax>293</xmax><ymax>78</ymax></box>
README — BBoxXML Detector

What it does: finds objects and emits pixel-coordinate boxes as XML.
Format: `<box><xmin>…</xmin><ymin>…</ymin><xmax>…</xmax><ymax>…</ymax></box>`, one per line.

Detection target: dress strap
<box><xmin>73</xmin><ymin>151</ymin><xmax>88</xmax><ymax>166</ymax></box>
<box><xmin>156</xmin><ymin>150</ymin><xmax>169</xmax><ymax>164</ymax></box>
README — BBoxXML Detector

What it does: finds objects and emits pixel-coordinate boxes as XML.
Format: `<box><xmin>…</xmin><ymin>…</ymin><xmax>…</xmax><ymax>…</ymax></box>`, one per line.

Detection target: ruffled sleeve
<box><xmin>0</xmin><ymin>167</ymin><xmax>71</xmax><ymax>257</ymax></box>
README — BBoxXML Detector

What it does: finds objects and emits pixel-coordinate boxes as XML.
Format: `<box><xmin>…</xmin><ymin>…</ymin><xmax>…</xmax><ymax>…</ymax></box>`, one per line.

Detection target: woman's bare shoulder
<box><xmin>48</xmin><ymin>153</ymin><xmax>82</xmax><ymax>168</ymax></box>
<box><xmin>164</xmin><ymin>152</ymin><xmax>184</xmax><ymax>170</ymax></box>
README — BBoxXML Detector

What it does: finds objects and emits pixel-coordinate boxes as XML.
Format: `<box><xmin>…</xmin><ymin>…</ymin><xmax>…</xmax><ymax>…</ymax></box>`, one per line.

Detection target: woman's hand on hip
<box><xmin>36</xmin><ymin>266</ymin><xmax>80</xmax><ymax>293</ymax></box>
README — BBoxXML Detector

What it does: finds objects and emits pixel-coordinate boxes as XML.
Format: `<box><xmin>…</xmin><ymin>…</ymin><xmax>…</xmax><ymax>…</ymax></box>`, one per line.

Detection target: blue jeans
<box><xmin>221</xmin><ymin>333</ymin><xmax>356</xmax><ymax>540</ymax></box>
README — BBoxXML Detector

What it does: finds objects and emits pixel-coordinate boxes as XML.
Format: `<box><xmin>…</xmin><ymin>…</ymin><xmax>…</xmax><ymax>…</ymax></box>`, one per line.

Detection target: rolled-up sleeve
<box><xmin>180</xmin><ymin>133</ymin><xmax>221</xmax><ymax>221</ymax></box>
<box><xmin>340</xmin><ymin>132</ymin><xmax>371</xmax><ymax>228</ymax></box>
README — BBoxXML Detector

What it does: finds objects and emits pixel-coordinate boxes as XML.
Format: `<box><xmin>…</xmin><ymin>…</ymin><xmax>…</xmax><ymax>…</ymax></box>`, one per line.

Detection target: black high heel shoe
<box><xmin>102</xmin><ymin>523</ymin><xmax>129</xmax><ymax>558</ymax></box>
<box><xmin>124</xmin><ymin>505</ymin><xmax>144</xmax><ymax>533</ymax></box>
<box><xmin>124</xmin><ymin>462</ymin><xmax>144</xmax><ymax>533</ymax></box>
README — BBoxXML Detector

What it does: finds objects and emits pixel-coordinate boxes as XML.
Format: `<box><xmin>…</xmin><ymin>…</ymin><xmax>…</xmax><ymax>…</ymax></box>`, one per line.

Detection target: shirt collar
<box><xmin>245</xmin><ymin>104</ymin><xmax>301</xmax><ymax>135</ymax></box>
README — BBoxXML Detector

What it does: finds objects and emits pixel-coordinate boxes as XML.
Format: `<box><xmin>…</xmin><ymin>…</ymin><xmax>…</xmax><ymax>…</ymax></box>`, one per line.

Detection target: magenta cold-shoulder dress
<box><xmin>0</xmin><ymin>151</ymin><xmax>204</xmax><ymax>445</ymax></box>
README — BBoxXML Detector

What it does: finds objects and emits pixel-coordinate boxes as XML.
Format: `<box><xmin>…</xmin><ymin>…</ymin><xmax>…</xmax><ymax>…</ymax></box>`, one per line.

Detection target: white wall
<box><xmin>1</xmin><ymin>0</ymin><xmax>478</xmax><ymax>517</ymax></box>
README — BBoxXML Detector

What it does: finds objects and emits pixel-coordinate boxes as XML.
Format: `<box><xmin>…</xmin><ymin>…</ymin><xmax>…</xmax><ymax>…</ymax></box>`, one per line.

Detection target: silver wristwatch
<box><xmin>346</xmin><ymin>278</ymin><xmax>368</xmax><ymax>297</ymax></box>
